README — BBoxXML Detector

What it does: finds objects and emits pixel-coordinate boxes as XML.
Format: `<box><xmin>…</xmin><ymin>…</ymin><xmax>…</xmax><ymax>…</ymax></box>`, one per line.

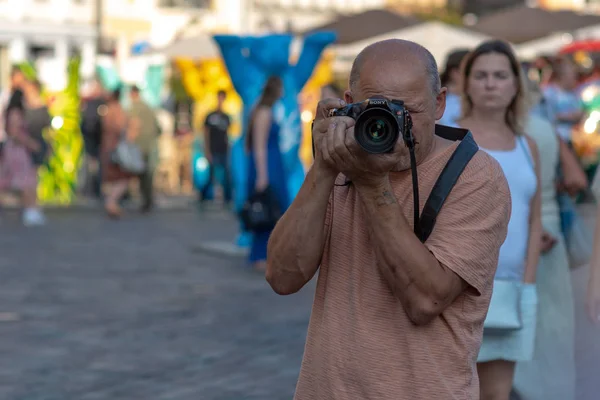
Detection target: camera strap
<box><xmin>417</xmin><ymin>130</ymin><xmax>479</xmax><ymax>243</ymax></box>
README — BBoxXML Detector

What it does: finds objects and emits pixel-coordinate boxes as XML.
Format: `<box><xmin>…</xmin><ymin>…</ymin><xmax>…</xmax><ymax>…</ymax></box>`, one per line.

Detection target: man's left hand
<box><xmin>325</xmin><ymin>118</ymin><xmax>403</xmax><ymax>187</ymax></box>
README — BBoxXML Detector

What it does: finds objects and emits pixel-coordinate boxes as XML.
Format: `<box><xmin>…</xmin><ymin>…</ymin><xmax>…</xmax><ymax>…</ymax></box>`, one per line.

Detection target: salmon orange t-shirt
<box><xmin>294</xmin><ymin>139</ymin><xmax>511</xmax><ymax>400</ymax></box>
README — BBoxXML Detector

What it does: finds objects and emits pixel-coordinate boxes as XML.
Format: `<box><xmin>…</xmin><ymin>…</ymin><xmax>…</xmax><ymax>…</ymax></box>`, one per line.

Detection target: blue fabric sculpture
<box><xmin>213</xmin><ymin>32</ymin><xmax>336</xmax><ymax>247</ymax></box>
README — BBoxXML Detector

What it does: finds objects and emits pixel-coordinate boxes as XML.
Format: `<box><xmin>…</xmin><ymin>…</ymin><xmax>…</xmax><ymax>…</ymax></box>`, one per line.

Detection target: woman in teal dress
<box><xmin>246</xmin><ymin>76</ymin><xmax>289</xmax><ymax>270</ymax></box>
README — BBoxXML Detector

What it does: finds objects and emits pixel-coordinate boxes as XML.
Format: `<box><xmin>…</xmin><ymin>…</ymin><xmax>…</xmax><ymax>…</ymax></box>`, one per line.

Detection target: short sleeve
<box><xmin>424</xmin><ymin>152</ymin><xmax>511</xmax><ymax>295</ymax></box>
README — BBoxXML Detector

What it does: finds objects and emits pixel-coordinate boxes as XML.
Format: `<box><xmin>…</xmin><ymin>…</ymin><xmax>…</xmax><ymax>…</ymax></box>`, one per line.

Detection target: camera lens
<box><xmin>354</xmin><ymin>108</ymin><xmax>400</xmax><ymax>154</ymax></box>
<box><xmin>365</xmin><ymin>118</ymin><xmax>389</xmax><ymax>142</ymax></box>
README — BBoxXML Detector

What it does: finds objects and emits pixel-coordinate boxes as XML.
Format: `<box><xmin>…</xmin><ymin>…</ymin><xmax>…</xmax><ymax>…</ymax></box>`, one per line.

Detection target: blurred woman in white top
<box><xmin>456</xmin><ymin>40</ymin><xmax>543</xmax><ymax>400</ymax></box>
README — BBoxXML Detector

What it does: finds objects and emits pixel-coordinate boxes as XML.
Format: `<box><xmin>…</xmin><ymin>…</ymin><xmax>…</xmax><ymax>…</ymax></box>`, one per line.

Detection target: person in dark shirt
<box><xmin>80</xmin><ymin>79</ymin><xmax>105</xmax><ymax>198</ymax></box>
<box><xmin>201</xmin><ymin>90</ymin><xmax>232</xmax><ymax>206</ymax></box>
<box><xmin>23</xmin><ymin>79</ymin><xmax>51</xmax><ymax>166</ymax></box>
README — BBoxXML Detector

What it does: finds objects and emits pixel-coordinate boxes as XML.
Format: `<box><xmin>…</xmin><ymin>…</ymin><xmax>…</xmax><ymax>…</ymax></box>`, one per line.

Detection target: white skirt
<box><xmin>478</xmin><ymin>283</ymin><xmax>538</xmax><ymax>363</ymax></box>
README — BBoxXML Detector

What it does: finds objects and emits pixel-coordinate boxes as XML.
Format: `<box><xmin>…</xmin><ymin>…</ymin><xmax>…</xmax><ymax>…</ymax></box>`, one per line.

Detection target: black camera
<box><xmin>329</xmin><ymin>98</ymin><xmax>412</xmax><ymax>154</ymax></box>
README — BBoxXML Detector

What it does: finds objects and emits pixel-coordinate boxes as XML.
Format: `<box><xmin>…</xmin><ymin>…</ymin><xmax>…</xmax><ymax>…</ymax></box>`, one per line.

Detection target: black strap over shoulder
<box><xmin>418</xmin><ymin>126</ymin><xmax>479</xmax><ymax>243</ymax></box>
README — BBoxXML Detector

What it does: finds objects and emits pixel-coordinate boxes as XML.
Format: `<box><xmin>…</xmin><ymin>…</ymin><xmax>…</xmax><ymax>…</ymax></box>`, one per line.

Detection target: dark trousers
<box><xmin>139</xmin><ymin>153</ymin><xmax>154</xmax><ymax>209</ymax></box>
<box><xmin>201</xmin><ymin>152</ymin><xmax>232</xmax><ymax>203</ymax></box>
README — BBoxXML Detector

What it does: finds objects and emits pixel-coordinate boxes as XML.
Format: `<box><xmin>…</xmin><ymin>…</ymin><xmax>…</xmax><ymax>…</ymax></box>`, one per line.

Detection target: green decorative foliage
<box><xmin>17</xmin><ymin>61</ymin><xmax>37</xmax><ymax>80</ymax></box>
<box><xmin>37</xmin><ymin>58</ymin><xmax>84</xmax><ymax>205</ymax></box>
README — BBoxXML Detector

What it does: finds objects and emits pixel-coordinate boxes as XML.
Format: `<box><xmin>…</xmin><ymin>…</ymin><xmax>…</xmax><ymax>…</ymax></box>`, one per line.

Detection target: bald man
<box><xmin>266</xmin><ymin>40</ymin><xmax>511</xmax><ymax>399</ymax></box>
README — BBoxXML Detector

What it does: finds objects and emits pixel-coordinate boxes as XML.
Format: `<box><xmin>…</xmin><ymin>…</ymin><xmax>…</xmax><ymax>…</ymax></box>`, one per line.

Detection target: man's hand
<box><xmin>323</xmin><ymin>118</ymin><xmax>403</xmax><ymax>187</ymax></box>
<box><xmin>558</xmin><ymin>171</ymin><xmax>588</xmax><ymax>197</ymax></box>
<box><xmin>312</xmin><ymin>98</ymin><xmax>347</xmax><ymax>174</ymax></box>
<box><xmin>541</xmin><ymin>230</ymin><xmax>557</xmax><ymax>253</ymax></box>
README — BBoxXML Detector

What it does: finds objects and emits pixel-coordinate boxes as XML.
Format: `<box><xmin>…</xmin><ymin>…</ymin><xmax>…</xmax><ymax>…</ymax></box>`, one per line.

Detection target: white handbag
<box><xmin>111</xmin><ymin>139</ymin><xmax>145</xmax><ymax>174</ymax></box>
<box><xmin>483</xmin><ymin>280</ymin><xmax>523</xmax><ymax>330</ymax></box>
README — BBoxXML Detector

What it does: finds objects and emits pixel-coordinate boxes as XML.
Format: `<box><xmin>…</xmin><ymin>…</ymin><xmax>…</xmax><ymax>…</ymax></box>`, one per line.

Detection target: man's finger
<box><xmin>343</xmin><ymin>126</ymin><xmax>362</xmax><ymax>158</ymax></box>
<box><xmin>333</xmin><ymin>119</ymin><xmax>353</xmax><ymax>165</ymax></box>
<box><xmin>326</xmin><ymin>120</ymin><xmax>345</xmax><ymax>167</ymax></box>
<box><xmin>321</xmin><ymin>136</ymin><xmax>334</xmax><ymax>166</ymax></box>
<box><xmin>314</xmin><ymin>116</ymin><xmax>355</xmax><ymax>137</ymax></box>
<box><xmin>316</xmin><ymin>98</ymin><xmax>346</xmax><ymax>119</ymax></box>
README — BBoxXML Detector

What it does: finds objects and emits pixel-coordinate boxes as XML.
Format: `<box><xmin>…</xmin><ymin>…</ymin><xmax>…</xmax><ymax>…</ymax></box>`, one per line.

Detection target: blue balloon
<box><xmin>213</xmin><ymin>32</ymin><xmax>336</xmax><ymax>245</ymax></box>
<box><xmin>192</xmin><ymin>139</ymin><xmax>211</xmax><ymax>192</ymax></box>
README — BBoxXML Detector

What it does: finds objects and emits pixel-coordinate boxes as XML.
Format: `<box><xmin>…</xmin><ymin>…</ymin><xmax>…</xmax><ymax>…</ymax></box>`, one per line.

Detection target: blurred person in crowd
<box><xmin>200</xmin><ymin>90</ymin><xmax>232</xmax><ymax>207</ymax></box>
<box><xmin>173</xmin><ymin>95</ymin><xmax>194</xmax><ymax>194</ymax></box>
<box><xmin>100</xmin><ymin>88</ymin><xmax>132</xmax><ymax>218</ymax></box>
<box><xmin>320</xmin><ymin>83</ymin><xmax>343</xmax><ymax>100</ymax></box>
<box><xmin>543</xmin><ymin>57</ymin><xmax>586</xmax><ymax>144</ymax></box>
<box><xmin>438</xmin><ymin>48</ymin><xmax>470</xmax><ymax>126</ymax></box>
<box><xmin>22</xmin><ymin>79</ymin><xmax>50</xmax><ymax>167</ymax></box>
<box><xmin>267</xmin><ymin>39</ymin><xmax>510</xmax><ymax>399</ymax></box>
<box><xmin>128</xmin><ymin>85</ymin><xmax>161</xmax><ymax>212</ymax></box>
<box><xmin>0</xmin><ymin>66</ymin><xmax>26</xmax><ymax>150</ymax></box>
<box><xmin>246</xmin><ymin>76</ymin><xmax>288</xmax><ymax>271</ymax></box>
<box><xmin>456</xmin><ymin>40</ymin><xmax>542</xmax><ymax>400</ymax></box>
<box><xmin>511</xmin><ymin>78</ymin><xmax>576</xmax><ymax>400</ymax></box>
<box><xmin>532</xmin><ymin>56</ymin><xmax>555</xmax><ymax>87</ymax></box>
<box><xmin>19</xmin><ymin>78</ymin><xmax>51</xmax><ymax>225</ymax></box>
<box><xmin>530</xmin><ymin>68</ymin><xmax>588</xmax><ymax>198</ymax></box>
<box><xmin>0</xmin><ymin>90</ymin><xmax>45</xmax><ymax>226</ymax></box>
<box><xmin>588</xmin><ymin>172</ymin><xmax>600</xmax><ymax>323</ymax></box>
<box><xmin>80</xmin><ymin>78</ymin><xmax>105</xmax><ymax>199</ymax></box>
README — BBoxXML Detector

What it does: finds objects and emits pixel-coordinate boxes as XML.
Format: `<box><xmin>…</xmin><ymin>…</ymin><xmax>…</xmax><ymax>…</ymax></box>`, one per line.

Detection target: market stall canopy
<box><xmin>470</xmin><ymin>5</ymin><xmax>600</xmax><ymax>44</ymax></box>
<box><xmin>559</xmin><ymin>40</ymin><xmax>600</xmax><ymax>55</ymax></box>
<box><xmin>303</xmin><ymin>10</ymin><xmax>489</xmax><ymax>75</ymax></box>
<box><xmin>301</xmin><ymin>9</ymin><xmax>422</xmax><ymax>46</ymax></box>
<box><xmin>153</xmin><ymin>34</ymin><xmax>220</xmax><ymax>59</ymax></box>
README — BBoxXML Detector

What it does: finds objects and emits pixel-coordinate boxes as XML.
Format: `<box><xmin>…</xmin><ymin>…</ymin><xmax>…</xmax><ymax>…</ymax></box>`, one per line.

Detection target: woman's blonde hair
<box><xmin>460</xmin><ymin>40</ymin><xmax>529</xmax><ymax>134</ymax></box>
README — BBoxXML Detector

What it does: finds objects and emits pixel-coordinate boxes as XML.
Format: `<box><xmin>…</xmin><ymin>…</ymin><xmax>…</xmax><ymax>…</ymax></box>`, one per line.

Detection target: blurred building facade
<box><xmin>538</xmin><ymin>0</ymin><xmax>600</xmax><ymax>11</ymax></box>
<box><xmin>245</xmin><ymin>0</ymin><xmax>386</xmax><ymax>32</ymax></box>
<box><xmin>0</xmin><ymin>0</ymin><xmax>97</xmax><ymax>88</ymax></box>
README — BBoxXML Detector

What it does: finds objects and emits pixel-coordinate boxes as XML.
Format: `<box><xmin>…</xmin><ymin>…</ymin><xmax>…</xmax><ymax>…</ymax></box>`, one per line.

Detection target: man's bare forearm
<box><xmin>356</xmin><ymin>177</ymin><xmax>467</xmax><ymax>325</ymax></box>
<box><xmin>266</xmin><ymin>164</ymin><xmax>337</xmax><ymax>295</ymax></box>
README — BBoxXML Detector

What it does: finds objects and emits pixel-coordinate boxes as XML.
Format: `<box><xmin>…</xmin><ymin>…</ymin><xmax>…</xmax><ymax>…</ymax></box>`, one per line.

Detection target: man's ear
<box><xmin>435</xmin><ymin>87</ymin><xmax>447</xmax><ymax>122</ymax></box>
<box><xmin>344</xmin><ymin>90</ymin><xmax>354</xmax><ymax>104</ymax></box>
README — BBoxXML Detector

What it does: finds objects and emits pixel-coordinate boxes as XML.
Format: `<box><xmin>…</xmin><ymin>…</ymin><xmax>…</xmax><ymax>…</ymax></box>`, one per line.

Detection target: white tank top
<box><xmin>482</xmin><ymin>137</ymin><xmax>537</xmax><ymax>281</ymax></box>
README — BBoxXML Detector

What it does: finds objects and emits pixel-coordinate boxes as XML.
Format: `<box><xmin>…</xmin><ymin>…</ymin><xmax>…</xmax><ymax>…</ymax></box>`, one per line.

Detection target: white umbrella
<box><xmin>153</xmin><ymin>34</ymin><xmax>220</xmax><ymax>59</ymax></box>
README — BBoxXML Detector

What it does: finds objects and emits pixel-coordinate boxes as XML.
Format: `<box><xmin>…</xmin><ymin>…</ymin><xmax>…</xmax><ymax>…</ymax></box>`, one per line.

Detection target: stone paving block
<box><xmin>4</xmin><ymin>207</ymin><xmax>600</xmax><ymax>399</ymax></box>
<box><xmin>0</xmin><ymin>210</ymin><xmax>312</xmax><ymax>399</ymax></box>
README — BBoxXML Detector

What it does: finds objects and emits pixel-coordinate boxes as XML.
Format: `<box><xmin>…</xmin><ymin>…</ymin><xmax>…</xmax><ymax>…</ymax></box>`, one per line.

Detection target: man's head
<box><xmin>130</xmin><ymin>85</ymin><xmax>141</xmax><ymax>101</ymax></box>
<box><xmin>89</xmin><ymin>77</ymin><xmax>103</xmax><ymax>97</ymax></box>
<box><xmin>345</xmin><ymin>39</ymin><xmax>446</xmax><ymax>167</ymax></box>
<box><xmin>217</xmin><ymin>90</ymin><xmax>226</xmax><ymax>108</ymax></box>
<box><xmin>10</xmin><ymin>66</ymin><xmax>25</xmax><ymax>89</ymax></box>
<box><xmin>441</xmin><ymin>48</ymin><xmax>470</xmax><ymax>89</ymax></box>
<box><xmin>22</xmin><ymin>78</ymin><xmax>42</xmax><ymax>101</ymax></box>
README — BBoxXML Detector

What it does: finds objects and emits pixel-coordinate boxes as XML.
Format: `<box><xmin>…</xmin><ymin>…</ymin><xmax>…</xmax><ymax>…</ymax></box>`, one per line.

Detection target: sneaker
<box><xmin>22</xmin><ymin>208</ymin><xmax>46</xmax><ymax>226</ymax></box>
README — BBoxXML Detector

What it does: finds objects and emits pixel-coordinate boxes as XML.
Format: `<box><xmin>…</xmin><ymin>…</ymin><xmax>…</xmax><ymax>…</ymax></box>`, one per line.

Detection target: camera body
<box><xmin>329</xmin><ymin>98</ymin><xmax>413</xmax><ymax>154</ymax></box>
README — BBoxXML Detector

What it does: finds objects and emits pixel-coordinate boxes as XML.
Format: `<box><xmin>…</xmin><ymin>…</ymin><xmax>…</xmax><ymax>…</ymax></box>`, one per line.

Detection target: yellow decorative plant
<box><xmin>37</xmin><ymin>58</ymin><xmax>84</xmax><ymax>204</ymax></box>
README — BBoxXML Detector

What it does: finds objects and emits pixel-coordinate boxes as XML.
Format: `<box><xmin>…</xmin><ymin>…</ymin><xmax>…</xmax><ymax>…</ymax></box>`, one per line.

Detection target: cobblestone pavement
<box><xmin>0</xmin><ymin>209</ymin><xmax>315</xmax><ymax>400</ymax></box>
<box><xmin>2</xmin><ymin>206</ymin><xmax>600</xmax><ymax>400</ymax></box>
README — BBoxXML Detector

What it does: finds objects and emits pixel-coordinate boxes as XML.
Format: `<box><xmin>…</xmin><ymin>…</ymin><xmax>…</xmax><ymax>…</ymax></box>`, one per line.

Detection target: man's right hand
<box><xmin>312</xmin><ymin>98</ymin><xmax>354</xmax><ymax>176</ymax></box>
